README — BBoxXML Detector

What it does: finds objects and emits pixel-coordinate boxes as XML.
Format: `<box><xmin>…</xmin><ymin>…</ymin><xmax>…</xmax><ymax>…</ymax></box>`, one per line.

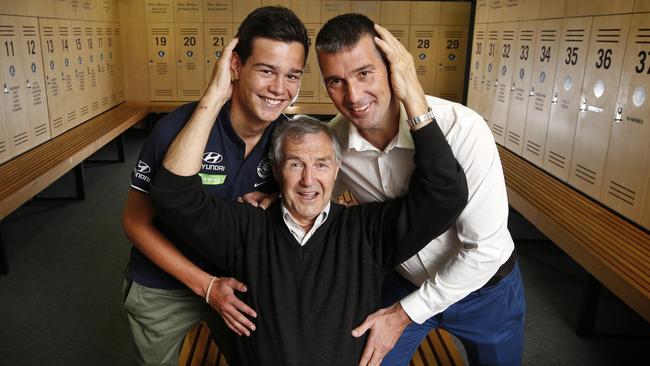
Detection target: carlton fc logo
<box><xmin>257</xmin><ymin>157</ymin><xmax>271</xmax><ymax>179</ymax></box>
<box><xmin>203</xmin><ymin>152</ymin><xmax>223</xmax><ymax>164</ymax></box>
<box><xmin>136</xmin><ymin>160</ymin><xmax>151</xmax><ymax>174</ymax></box>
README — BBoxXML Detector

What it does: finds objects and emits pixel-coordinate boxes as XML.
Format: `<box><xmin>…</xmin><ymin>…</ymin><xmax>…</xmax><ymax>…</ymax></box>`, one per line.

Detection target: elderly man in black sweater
<box><xmin>149</xmin><ymin>37</ymin><xmax>467</xmax><ymax>365</ymax></box>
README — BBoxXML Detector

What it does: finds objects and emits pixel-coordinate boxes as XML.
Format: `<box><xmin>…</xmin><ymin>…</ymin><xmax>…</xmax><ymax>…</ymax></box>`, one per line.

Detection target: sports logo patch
<box><xmin>257</xmin><ymin>157</ymin><xmax>271</xmax><ymax>179</ymax></box>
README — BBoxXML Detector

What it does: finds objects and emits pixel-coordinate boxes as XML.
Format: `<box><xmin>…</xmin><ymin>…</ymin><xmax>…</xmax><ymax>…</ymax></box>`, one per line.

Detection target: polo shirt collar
<box><xmin>346</xmin><ymin>103</ymin><xmax>414</xmax><ymax>153</ymax></box>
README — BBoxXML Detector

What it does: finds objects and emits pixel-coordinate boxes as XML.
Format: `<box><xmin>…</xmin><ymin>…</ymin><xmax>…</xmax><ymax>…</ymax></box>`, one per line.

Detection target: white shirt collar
<box><xmin>345</xmin><ymin>103</ymin><xmax>414</xmax><ymax>153</ymax></box>
<box><xmin>281</xmin><ymin>202</ymin><xmax>331</xmax><ymax>245</ymax></box>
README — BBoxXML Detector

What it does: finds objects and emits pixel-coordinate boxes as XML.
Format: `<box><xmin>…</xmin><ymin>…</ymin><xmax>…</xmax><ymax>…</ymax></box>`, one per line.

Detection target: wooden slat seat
<box><xmin>179</xmin><ymin>322</ymin><xmax>464</xmax><ymax>366</ymax></box>
<box><xmin>0</xmin><ymin>102</ymin><xmax>150</xmax><ymax>220</ymax></box>
<box><xmin>498</xmin><ymin>145</ymin><xmax>650</xmax><ymax>323</ymax></box>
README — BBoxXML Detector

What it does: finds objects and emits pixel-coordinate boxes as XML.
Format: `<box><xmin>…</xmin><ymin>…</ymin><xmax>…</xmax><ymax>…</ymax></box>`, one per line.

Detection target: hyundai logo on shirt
<box><xmin>202</xmin><ymin>152</ymin><xmax>226</xmax><ymax>171</ymax></box>
<box><xmin>134</xmin><ymin>160</ymin><xmax>152</xmax><ymax>182</ymax></box>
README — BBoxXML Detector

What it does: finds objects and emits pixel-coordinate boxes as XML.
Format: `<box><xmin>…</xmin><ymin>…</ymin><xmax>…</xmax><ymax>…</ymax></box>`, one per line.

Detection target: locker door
<box><xmin>15</xmin><ymin>0</ymin><xmax>55</xmax><ymax>18</ymax></box>
<box><xmin>233</xmin><ymin>0</ymin><xmax>261</xmax><ymax>23</ymax></box>
<box><xmin>475</xmin><ymin>0</ymin><xmax>489</xmax><ymax>24</ymax></box>
<box><xmin>17</xmin><ymin>16</ymin><xmax>50</xmax><ymax>147</ymax></box>
<box><xmin>59</xmin><ymin>21</ymin><xmax>79</xmax><ymax>129</ymax></box>
<box><xmin>488</xmin><ymin>0</ymin><xmax>503</xmax><ymax>23</ymax></box>
<box><xmin>466</xmin><ymin>22</ymin><xmax>486</xmax><ymax>114</ymax></box>
<box><xmin>111</xmin><ymin>23</ymin><xmax>125</xmax><ymax>104</ymax></box>
<box><xmin>502</xmin><ymin>0</ymin><xmax>521</xmax><ymax>22</ymax></box>
<box><xmin>84</xmin><ymin>23</ymin><xmax>101</xmax><ymax>117</ymax></box>
<box><xmin>408</xmin><ymin>25</ymin><xmax>439</xmax><ymax>96</ymax></box>
<box><xmin>380</xmin><ymin>1</ymin><xmax>410</xmax><ymax>47</ymax></box>
<box><xmin>522</xmin><ymin>18</ymin><xmax>562</xmax><ymax>167</ymax></box>
<box><xmin>543</xmin><ymin>16</ymin><xmax>593</xmax><ymax>181</ymax></box>
<box><xmin>96</xmin><ymin>24</ymin><xmax>110</xmax><ymax>111</ymax></box>
<box><xmin>569</xmin><ymin>14</ymin><xmax>631</xmax><ymax>199</ymax></box>
<box><xmin>71</xmin><ymin>21</ymin><xmax>91</xmax><ymax>124</ymax></box>
<box><xmin>203</xmin><ymin>0</ymin><xmax>233</xmax><ymax>23</ymax></box>
<box><xmin>292</xmin><ymin>2</ymin><xmax>321</xmax><ymax>104</ymax></box>
<box><xmin>478</xmin><ymin>22</ymin><xmax>500</xmax><ymax>128</ymax></box>
<box><xmin>174</xmin><ymin>0</ymin><xmax>203</xmax><ymax>23</ymax></box>
<box><xmin>351</xmin><ymin>1</ymin><xmax>380</xmax><ymax>23</ymax></box>
<box><xmin>643</xmin><ymin>183</ymin><xmax>650</xmax><ymax>229</ymax></box>
<box><xmin>517</xmin><ymin>0</ymin><xmax>540</xmax><ymax>21</ymax></box>
<box><xmin>434</xmin><ymin>25</ymin><xmax>469</xmax><ymax>103</ymax></box>
<box><xmin>538</xmin><ymin>0</ymin><xmax>565</xmax><ymax>20</ymax></box>
<box><xmin>634</xmin><ymin>0</ymin><xmax>650</xmax><ymax>13</ymax></box>
<box><xmin>600</xmin><ymin>14</ymin><xmax>650</xmax><ymax>223</ymax></box>
<box><xmin>321</xmin><ymin>1</ymin><xmax>351</xmax><ymax>22</ymax></box>
<box><xmin>490</xmin><ymin>22</ymin><xmax>517</xmax><ymax>145</ymax></box>
<box><xmin>40</xmin><ymin>19</ymin><xmax>66</xmax><ymax>136</ymax></box>
<box><xmin>203</xmin><ymin>23</ymin><xmax>234</xmax><ymax>87</ymax></box>
<box><xmin>0</xmin><ymin>15</ymin><xmax>31</xmax><ymax>157</ymax></box>
<box><xmin>176</xmin><ymin>23</ymin><xmax>205</xmax><ymax>101</ymax></box>
<box><xmin>564</xmin><ymin>0</ymin><xmax>634</xmax><ymax>17</ymax></box>
<box><xmin>145</xmin><ymin>0</ymin><xmax>174</xmax><ymax>23</ymax></box>
<box><xmin>505</xmin><ymin>20</ymin><xmax>537</xmax><ymax>155</ymax></box>
<box><xmin>263</xmin><ymin>0</ymin><xmax>291</xmax><ymax>7</ymax></box>
<box><xmin>147</xmin><ymin>23</ymin><xmax>177</xmax><ymax>101</ymax></box>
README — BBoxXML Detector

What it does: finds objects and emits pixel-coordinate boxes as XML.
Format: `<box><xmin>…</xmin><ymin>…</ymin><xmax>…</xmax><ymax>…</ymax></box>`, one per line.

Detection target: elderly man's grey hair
<box><xmin>269</xmin><ymin>115</ymin><xmax>342</xmax><ymax>166</ymax></box>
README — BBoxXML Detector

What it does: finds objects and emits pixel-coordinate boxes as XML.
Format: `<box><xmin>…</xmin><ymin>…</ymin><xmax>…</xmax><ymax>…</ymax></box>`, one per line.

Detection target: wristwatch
<box><xmin>406</xmin><ymin>107</ymin><xmax>436</xmax><ymax>128</ymax></box>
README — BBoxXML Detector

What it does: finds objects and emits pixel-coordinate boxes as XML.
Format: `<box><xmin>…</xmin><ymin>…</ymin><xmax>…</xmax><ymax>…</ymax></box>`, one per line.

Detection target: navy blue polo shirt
<box><xmin>127</xmin><ymin>101</ymin><xmax>283</xmax><ymax>289</ymax></box>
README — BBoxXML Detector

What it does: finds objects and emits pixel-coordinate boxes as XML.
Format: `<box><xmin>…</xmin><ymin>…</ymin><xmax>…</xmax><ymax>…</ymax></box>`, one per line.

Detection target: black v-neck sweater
<box><xmin>150</xmin><ymin>123</ymin><xmax>467</xmax><ymax>365</ymax></box>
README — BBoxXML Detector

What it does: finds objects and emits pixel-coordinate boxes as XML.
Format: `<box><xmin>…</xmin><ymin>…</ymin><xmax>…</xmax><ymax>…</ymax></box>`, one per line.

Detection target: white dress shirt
<box><xmin>281</xmin><ymin>202</ymin><xmax>331</xmax><ymax>245</ymax></box>
<box><xmin>330</xmin><ymin>95</ymin><xmax>515</xmax><ymax>323</ymax></box>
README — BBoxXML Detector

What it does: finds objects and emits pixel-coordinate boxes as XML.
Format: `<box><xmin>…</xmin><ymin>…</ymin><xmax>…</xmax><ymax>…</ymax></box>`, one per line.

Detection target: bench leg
<box><xmin>74</xmin><ymin>163</ymin><xmax>86</xmax><ymax>200</ymax></box>
<box><xmin>86</xmin><ymin>134</ymin><xmax>125</xmax><ymax>163</ymax></box>
<box><xmin>0</xmin><ymin>223</ymin><xmax>8</xmax><ymax>274</ymax></box>
<box><xmin>576</xmin><ymin>274</ymin><xmax>602</xmax><ymax>337</ymax></box>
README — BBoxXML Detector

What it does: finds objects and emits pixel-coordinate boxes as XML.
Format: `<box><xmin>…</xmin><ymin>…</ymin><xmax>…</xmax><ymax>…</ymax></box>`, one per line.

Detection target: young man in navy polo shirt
<box><xmin>121</xmin><ymin>7</ymin><xmax>308</xmax><ymax>365</ymax></box>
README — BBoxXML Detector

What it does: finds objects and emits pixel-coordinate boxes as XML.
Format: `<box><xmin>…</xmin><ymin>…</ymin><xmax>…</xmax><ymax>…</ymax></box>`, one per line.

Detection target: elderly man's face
<box><xmin>277</xmin><ymin>131</ymin><xmax>339</xmax><ymax>227</ymax></box>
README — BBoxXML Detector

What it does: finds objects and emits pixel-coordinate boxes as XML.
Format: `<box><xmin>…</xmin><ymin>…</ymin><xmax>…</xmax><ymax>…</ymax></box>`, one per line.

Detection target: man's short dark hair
<box><xmin>315</xmin><ymin>13</ymin><xmax>380</xmax><ymax>54</ymax></box>
<box><xmin>235</xmin><ymin>6</ymin><xmax>309</xmax><ymax>65</ymax></box>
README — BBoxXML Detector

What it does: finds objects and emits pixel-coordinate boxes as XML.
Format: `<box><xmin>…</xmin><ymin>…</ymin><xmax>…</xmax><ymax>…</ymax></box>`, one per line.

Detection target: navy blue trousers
<box><xmin>381</xmin><ymin>262</ymin><xmax>526</xmax><ymax>366</ymax></box>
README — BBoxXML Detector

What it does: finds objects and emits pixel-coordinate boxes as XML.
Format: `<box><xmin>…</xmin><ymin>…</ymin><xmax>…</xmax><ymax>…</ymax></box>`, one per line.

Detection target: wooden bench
<box><xmin>0</xmin><ymin>102</ymin><xmax>150</xmax><ymax>274</ymax></box>
<box><xmin>498</xmin><ymin>145</ymin><xmax>650</xmax><ymax>335</ymax></box>
<box><xmin>179</xmin><ymin>321</ymin><xmax>464</xmax><ymax>366</ymax></box>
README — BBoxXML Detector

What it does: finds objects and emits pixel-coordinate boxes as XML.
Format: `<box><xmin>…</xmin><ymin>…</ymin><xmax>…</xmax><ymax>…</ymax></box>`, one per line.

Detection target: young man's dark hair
<box><xmin>235</xmin><ymin>6</ymin><xmax>309</xmax><ymax>65</ymax></box>
<box><xmin>315</xmin><ymin>13</ymin><xmax>380</xmax><ymax>54</ymax></box>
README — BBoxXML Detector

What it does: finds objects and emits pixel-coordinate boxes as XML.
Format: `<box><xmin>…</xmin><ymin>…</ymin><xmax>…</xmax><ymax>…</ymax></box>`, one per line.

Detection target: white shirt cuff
<box><xmin>400</xmin><ymin>290</ymin><xmax>437</xmax><ymax>325</ymax></box>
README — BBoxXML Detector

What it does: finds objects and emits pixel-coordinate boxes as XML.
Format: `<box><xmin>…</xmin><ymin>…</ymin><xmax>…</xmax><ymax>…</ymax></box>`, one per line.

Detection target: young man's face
<box><xmin>317</xmin><ymin>35</ymin><xmax>396</xmax><ymax>132</ymax></box>
<box><xmin>276</xmin><ymin>131</ymin><xmax>339</xmax><ymax>227</ymax></box>
<box><xmin>232</xmin><ymin>38</ymin><xmax>305</xmax><ymax>124</ymax></box>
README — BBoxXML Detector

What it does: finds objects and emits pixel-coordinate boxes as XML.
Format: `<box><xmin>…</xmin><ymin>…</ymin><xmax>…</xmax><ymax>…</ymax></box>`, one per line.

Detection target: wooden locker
<box><xmin>487</xmin><ymin>0</ymin><xmax>503</xmax><ymax>23</ymax></box>
<box><xmin>504</xmin><ymin>20</ymin><xmax>537</xmax><ymax>155</ymax></box>
<box><xmin>53</xmin><ymin>0</ymin><xmax>72</xmax><ymax>19</ymax></box>
<box><xmin>96</xmin><ymin>23</ymin><xmax>110</xmax><ymax>111</ymax></box>
<box><xmin>410</xmin><ymin>1</ymin><xmax>441</xmax><ymax>26</ymax></box>
<box><xmin>203</xmin><ymin>23</ymin><xmax>234</xmax><ymax>86</ymax></box>
<box><xmin>466</xmin><ymin>22</ymin><xmax>486</xmax><ymax>115</ymax></box>
<box><xmin>111</xmin><ymin>23</ymin><xmax>125</xmax><ymax>104</ymax></box>
<box><xmin>440</xmin><ymin>1</ymin><xmax>470</xmax><ymax>26</ymax></box>
<box><xmin>569</xmin><ymin>14</ymin><xmax>632</xmax><ymax>199</ymax></box>
<box><xmin>97</xmin><ymin>0</ymin><xmax>119</xmax><ymax>22</ymax></box>
<box><xmin>351</xmin><ymin>1</ymin><xmax>380</xmax><ymax>23</ymax></box>
<box><xmin>643</xmin><ymin>183</ymin><xmax>650</xmax><ymax>229</ymax></box>
<box><xmin>174</xmin><ymin>0</ymin><xmax>203</xmax><ymax>23</ymax></box>
<box><xmin>17</xmin><ymin>16</ymin><xmax>50</xmax><ymax>147</ymax></box>
<box><xmin>380</xmin><ymin>2</ymin><xmax>410</xmax><ymax>48</ymax></box>
<box><xmin>501</xmin><ymin>0</ymin><xmax>521</xmax><ymax>22</ymax></box>
<box><xmin>292</xmin><ymin>0</ymin><xmax>321</xmax><ymax>24</ymax></box>
<box><xmin>83</xmin><ymin>22</ymin><xmax>101</xmax><ymax>117</ymax></box>
<box><xmin>408</xmin><ymin>25</ymin><xmax>439</xmax><ymax>95</ymax></box>
<box><xmin>70</xmin><ymin>21</ymin><xmax>92</xmax><ymax>124</ymax></box>
<box><xmin>538</xmin><ymin>0</ymin><xmax>565</xmax><ymax>20</ymax></box>
<box><xmin>321</xmin><ymin>1</ymin><xmax>350</xmax><ymax>22</ymax></box>
<box><xmin>435</xmin><ymin>25</ymin><xmax>469</xmax><ymax>103</ymax></box>
<box><xmin>203</xmin><ymin>0</ymin><xmax>233</xmax><ymax>23</ymax></box>
<box><xmin>475</xmin><ymin>0</ymin><xmax>489</xmax><ymax>24</ymax></box>
<box><xmin>262</xmin><ymin>0</ymin><xmax>292</xmax><ymax>7</ymax></box>
<box><xmin>517</xmin><ymin>0</ymin><xmax>539</xmax><ymax>21</ymax></box>
<box><xmin>12</xmin><ymin>0</ymin><xmax>55</xmax><ymax>18</ymax></box>
<box><xmin>600</xmin><ymin>14</ymin><xmax>650</xmax><ymax>223</ymax></box>
<box><xmin>477</xmin><ymin>22</ymin><xmax>500</xmax><ymax>127</ymax></box>
<box><xmin>0</xmin><ymin>104</ymin><xmax>10</xmax><ymax>163</ymax></box>
<box><xmin>39</xmin><ymin>19</ymin><xmax>67</xmax><ymax>136</ymax></box>
<box><xmin>147</xmin><ymin>23</ymin><xmax>177</xmax><ymax>101</ymax></box>
<box><xmin>564</xmin><ymin>0</ymin><xmax>634</xmax><ymax>17</ymax></box>
<box><xmin>296</xmin><ymin>25</ymin><xmax>320</xmax><ymax>103</ymax></box>
<box><xmin>233</xmin><ymin>0</ymin><xmax>261</xmax><ymax>23</ymax></box>
<box><xmin>543</xmin><ymin>16</ymin><xmax>593</xmax><ymax>181</ymax></box>
<box><xmin>176</xmin><ymin>23</ymin><xmax>204</xmax><ymax>101</ymax></box>
<box><xmin>0</xmin><ymin>15</ymin><xmax>32</xmax><ymax>157</ymax></box>
<box><xmin>522</xmin><ymin>18</ymin><xmax>562</xmax><ymax>167</ymax></box>
<box><xmin>145</xmin><ymin>0</ymin><xmax>174</xmax><ymax>22</ymax></box>
<box><xmin>490</xmin><ymin>22</ymin><xmax>517</xmax><ymax>144</ymax></box>
<box><xmin>634</xmin><ymin>0</ymin><xmax>650</xmax><ymax>13</ymax></box>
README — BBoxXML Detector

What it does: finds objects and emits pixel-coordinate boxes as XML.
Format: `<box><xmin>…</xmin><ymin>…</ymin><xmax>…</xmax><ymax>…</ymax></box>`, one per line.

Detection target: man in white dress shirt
<box><xmin>313</xmin><ymin>14</ymin><xmax>526</xmax><ymax>366</ymax></box>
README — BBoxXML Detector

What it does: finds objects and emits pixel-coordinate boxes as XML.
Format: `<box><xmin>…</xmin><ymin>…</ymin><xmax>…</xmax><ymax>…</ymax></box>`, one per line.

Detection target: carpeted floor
<box><xmin>0</xmin><ymin>132</ymin><xmax>648</xmax><ymax>365</ymax></box>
